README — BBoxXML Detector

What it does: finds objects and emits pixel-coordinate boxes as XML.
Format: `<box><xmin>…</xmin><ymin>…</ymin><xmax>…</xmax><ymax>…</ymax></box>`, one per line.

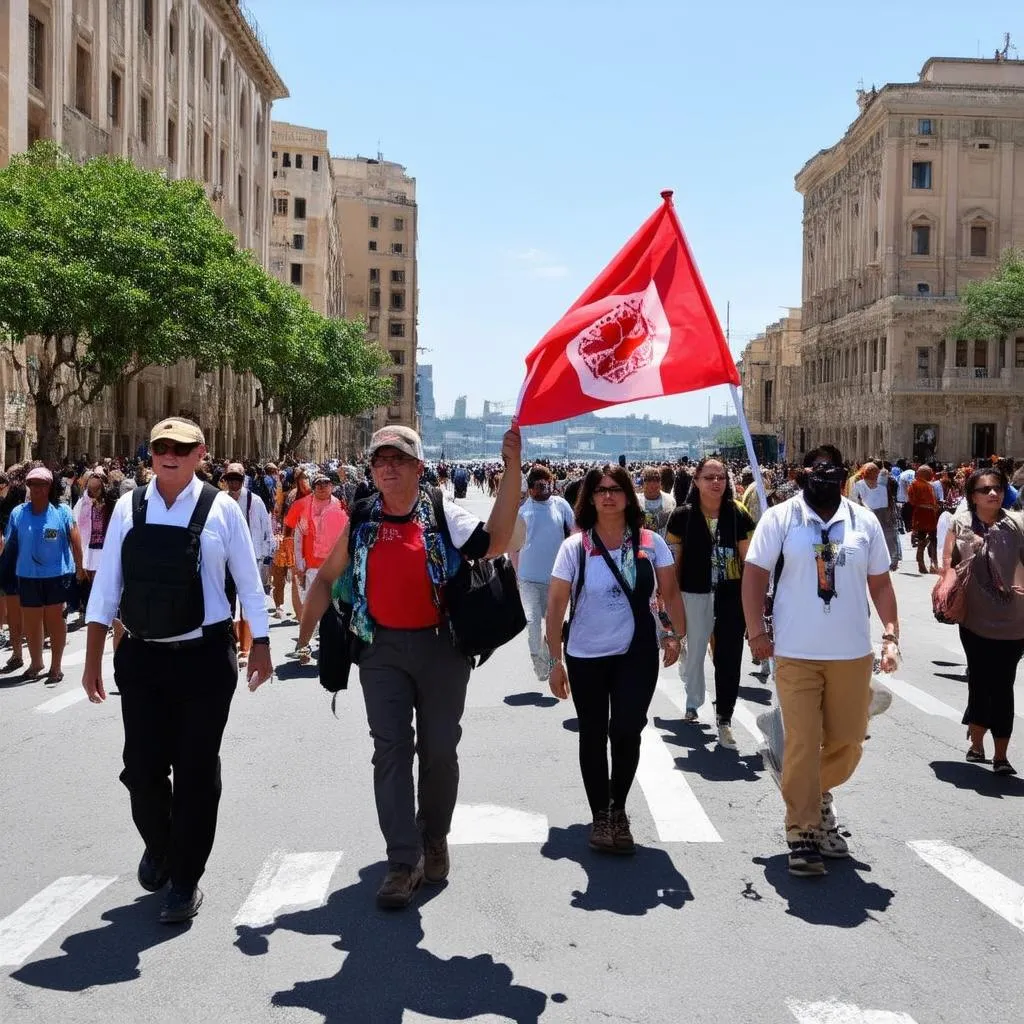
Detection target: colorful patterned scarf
<box><xmin>582</xmin><ymin>527</ymin><xmax>639</xmax><ymax>589</ymax></box>
<box><xmin>337</xmin><ymin>489</ymin><xmax>455</xmax><ymax>643</ymax></box>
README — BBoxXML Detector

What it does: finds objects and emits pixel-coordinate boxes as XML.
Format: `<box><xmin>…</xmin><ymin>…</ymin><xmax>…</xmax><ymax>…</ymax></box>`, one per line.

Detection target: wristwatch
<box><xmin>252</xmin><ymin>636</ymin><xmax>270</xmax><ymax>647</ymax></box>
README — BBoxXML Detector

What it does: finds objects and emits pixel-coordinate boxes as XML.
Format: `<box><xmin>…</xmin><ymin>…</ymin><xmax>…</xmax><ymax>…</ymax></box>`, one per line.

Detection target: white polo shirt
<box><xmin>745</xmin><ymin>494</ymin><xmax>891</xmax><ymax>660</ymax></box>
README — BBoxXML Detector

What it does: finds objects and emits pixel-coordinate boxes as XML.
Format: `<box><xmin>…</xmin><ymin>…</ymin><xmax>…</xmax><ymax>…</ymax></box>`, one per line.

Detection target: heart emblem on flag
<box><xmin>566</xmin><ymin>281</ymin><xmax>671</xmax><ymax>401</ymax></box>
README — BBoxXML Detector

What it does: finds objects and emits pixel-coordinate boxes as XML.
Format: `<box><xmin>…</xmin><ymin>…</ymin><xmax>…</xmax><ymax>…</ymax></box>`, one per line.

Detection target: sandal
<box><xmin>1</xmin><ymin>656</ymin><xmax>24</xmax><ymax>673</ymax></box>
<box><xmin>966</xmin><ymin>748</ymin><xmax>989</xmax><ymax>764</ymax></box>
<box><xmin>45</xmin><ymin>672</ymin><xmax>64</xmax><ymax>686</ymax></box>
<box><xmin>21</xmin><ymin>664</ymin><xmax>45</xmax><ymax>680</ymax></box>
<box><xmin>993</xmin><ymin>759</ymin><xmax>1017</xmax><ymax>776</ymax></box>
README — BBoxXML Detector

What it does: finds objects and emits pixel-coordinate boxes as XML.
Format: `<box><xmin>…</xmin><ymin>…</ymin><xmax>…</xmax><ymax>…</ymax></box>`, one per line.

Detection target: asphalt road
<box><xmin>1</xmin><ymin>493</ymin><xmax>1021</xmax><ymax>1024</ymax></box>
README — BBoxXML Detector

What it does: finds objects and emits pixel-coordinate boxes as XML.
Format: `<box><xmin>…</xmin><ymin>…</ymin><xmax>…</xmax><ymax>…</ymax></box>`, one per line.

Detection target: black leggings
<box><xmin>959</xmin><ymin>625</ymin><xmax>1023</xmax><ymax>740</ymax></box>
<box><xmin>711</xmin><ymin>588</ymin><xmax>746</xmax><ymax>723</ymax></box>
<box><xmin>565</xmin><ymin>642</ymin><xmax>659</xmax><ymax>815</ymax></box>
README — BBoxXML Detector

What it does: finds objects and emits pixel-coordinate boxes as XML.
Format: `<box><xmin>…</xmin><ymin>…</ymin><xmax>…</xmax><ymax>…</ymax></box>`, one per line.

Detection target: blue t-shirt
<box><xmin>5</xmin><ymin>502</ymin><xmax>75</xmax><ymax>579</ymax></box>
<box><xmin>1003</xmin><ymin>484</ymin><xmax>1019</xmax><ymax>510</ymax></box>
<box><xmin>518</xmin><ymin>496</ymin><xmax>575</xmax><ymax>583</ymax></box>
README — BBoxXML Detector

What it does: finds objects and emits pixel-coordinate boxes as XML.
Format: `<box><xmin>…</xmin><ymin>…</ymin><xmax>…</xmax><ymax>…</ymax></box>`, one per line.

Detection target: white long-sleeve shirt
<box><xmin>230</xmin><ymin>487</ymin><xmax>274</xmax><ymax>561</ymax></box>
<box><xmin>86</xmin><ymin>475</ymin><xmax>269</xmax><ymax>641</ymax></box>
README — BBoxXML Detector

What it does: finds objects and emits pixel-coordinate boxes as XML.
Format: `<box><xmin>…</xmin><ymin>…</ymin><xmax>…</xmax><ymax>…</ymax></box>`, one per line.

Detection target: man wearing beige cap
<box><xmin>288</xmin><ymin>421</ymin><xmax>523</xmax><ymax>909</ymax></box>
<box><xmin>83</xmin><ymin>417</ymin><xmax>272</xmax><ymax>924</ymax></box>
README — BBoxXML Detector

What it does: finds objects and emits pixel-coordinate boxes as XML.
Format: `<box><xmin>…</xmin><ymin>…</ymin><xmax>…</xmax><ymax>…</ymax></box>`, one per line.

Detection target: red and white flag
<box><xmin>515</xmin><ymin>191</ymin><xmax>739</xmax><ymax>426</ymax></box>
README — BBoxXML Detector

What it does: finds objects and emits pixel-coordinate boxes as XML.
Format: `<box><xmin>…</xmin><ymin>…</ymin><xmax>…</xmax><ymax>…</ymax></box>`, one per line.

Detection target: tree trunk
<box><xmin>34</xmin><ymin>393</ymin><xmax>63</xmax><ymax>465</ymax></box>
<box><xmin>280</xmin><ymin>415</ymin><xmax>311</xmax><ymax>459</ymax></box>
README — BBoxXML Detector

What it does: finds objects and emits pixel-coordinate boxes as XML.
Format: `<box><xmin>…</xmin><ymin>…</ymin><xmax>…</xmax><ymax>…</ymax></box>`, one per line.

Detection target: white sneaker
<box><xmin>717</xmin><ymin>719</ymin><xmax>738</xmax><ymax>750</ymax></box>
<box><xmin>271</xmin><ymin>607</ymin><xmax>283</xmax><ymax>619</ymax></box>
<box><xmin>814</xmin><ymin>792</ymin><xmax>849</xmax><ymax>858</ymax></box>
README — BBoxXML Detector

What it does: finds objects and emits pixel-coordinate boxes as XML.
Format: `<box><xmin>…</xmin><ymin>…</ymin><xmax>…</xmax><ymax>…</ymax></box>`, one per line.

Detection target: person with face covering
<box><xmin>742</xmin><ymin>445</ymin><xmax>900</xmax><ymax>877</ymax></box>
<box><xmin>517</xmin><ymin>464</ymin><xmax>575</xmax><ymax>680</ymax></box>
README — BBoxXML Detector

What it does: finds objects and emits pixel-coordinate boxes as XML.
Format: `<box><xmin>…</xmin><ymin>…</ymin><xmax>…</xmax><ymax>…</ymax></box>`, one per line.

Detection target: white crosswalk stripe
<box><xmin>233</xmin><ymin>850</ymin><xmax>343</xmax><ymax>928</ymax></box>
<box><xmin>449</xmin><ymin>803</ymin><xmax>548</xmax><ymax>844</ymax></box>
<box><xmin>787</xmin><ymin>998</ymin><xmax>919</xmax><ymax>1023</ymax></box>
<box><xmin>0</xmin><ymin>875</ymin><xmax>116</xmax><ymax>967</ymax></box>
<box><xmin>34</xmin><ymin>687</ymin><xmax>88</xmax><ymax>714</ymax></box>
<box><xmin>883</xmin><ymin>676</ymin><xmax>961</xmax><ymax>722</ymax></box>
<box><xmin>908</xmin><ymin>840</ymin><xmax>1024</xmax><ymax>933</ymax></box>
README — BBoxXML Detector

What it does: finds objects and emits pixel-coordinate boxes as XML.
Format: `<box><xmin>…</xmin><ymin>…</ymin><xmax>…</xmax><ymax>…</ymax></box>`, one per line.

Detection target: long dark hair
<box><xmin>574</xmin><ymin>464</ymin><xmax>643</xmax><ymax>533</ymax></box>
<box><xmin>691</xmin><ymin>455</ymin><xmax>735</xmax><ymax>504</ymax></box>
<box><xmin>964</xmin><ymin>467</ymin><xmax>1007</xmax><ymax>517</ymax></box>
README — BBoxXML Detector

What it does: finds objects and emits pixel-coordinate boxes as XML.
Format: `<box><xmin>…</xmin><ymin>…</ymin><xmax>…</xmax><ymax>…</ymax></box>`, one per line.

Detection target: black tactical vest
<box><xmin>120</xmin><ymin>482</ymin><xmax>219</xmax><ymax>639</ymax></box>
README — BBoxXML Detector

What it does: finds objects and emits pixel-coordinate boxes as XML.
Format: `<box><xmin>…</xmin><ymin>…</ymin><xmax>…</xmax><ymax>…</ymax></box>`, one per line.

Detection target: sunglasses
<box><xmin>151</xmin><ymin>440</ymin><xmax>198</xmax><ymax>457</ymax></box>
<box><xmin>810</xmin><ymin>464</ymin><xmax>846</xmax><ymax>479</ymax></box>
<box><xmin>223</xmin><ymin>475</ymin><xmax>244</xmax><ymax>484</ymax></box>
<box><xmin>971</xmin><ymin>484</ymin><xmax>1004</xmax><ymax>495</ymax></box>
<box><xmin>313</xmin><ymin>480</ymin><xmax>332</xmax><ymax>486</ymax></box>
<box><xmin>700</xmin><ymin>475</ymin><xmax>728</xmax><ymax>483</ymax></box>
<box><xmin>371</xmin><ymin>454</ymin><xmax>413</xmax><ymax>468</ymax></box>
<box><xmin>594</xmin><ymin>485</ymin><xmax>624</xmax><ymax>497</ymax></box>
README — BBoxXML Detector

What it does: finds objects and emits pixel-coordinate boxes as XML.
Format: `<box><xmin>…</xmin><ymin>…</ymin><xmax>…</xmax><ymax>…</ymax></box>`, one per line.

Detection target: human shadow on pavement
<box><xmin>273</xmin><ymin>660</ymin><xmax>319</xmax><ymax>681</ymax></box>
<box><xmin>738</xmin><ymin>683</ymin><xmax>772</xmax><ymax>705</ymax></box>
<box><xmin>751</xmin><ymin>854</ymin><xmax>894</xmax><ymax>927</ymax></box>
<box><xmin>652</xmin><ymin>715</ymin><xmax>764</xmax><ymax>783</ymax></box>
<box><xmin>930</xmin><ymin>760</ymin><xmax>1024</xmax><ymax>797</ymax></box>
<box><xmin>934</xmin><ymin>671</ymin><xmax>968</xmax><ymax>683</ymax></box>
<box><xmin>562</xmin><ymin>717</ymin><xmax>579</xmax><ymax>733</ymax></box>
<box><xmin>540</xmin><ymin>825</ymin><xmax>692</xmax><ymax>915</ymax></box>
<box><xmin>234</xmin><ymin>862</ymin><xmax>553</xmax><ymax>1023</ymax></box>
<box><xmin>11</xmin><ymin>893</ymin><xmax>183</xmax><ymax>990</ymax></box>
<box><xmin>503</xmin><ymin>691</ymin><xmax>559</xmax><ymax>709</ymax></box>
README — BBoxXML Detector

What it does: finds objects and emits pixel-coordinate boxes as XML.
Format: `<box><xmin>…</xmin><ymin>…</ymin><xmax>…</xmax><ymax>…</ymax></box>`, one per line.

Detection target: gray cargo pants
<box><xmin>359</xmin><ymin>627</ymin><xmax>472</xmax><ymax>867</ymax></box>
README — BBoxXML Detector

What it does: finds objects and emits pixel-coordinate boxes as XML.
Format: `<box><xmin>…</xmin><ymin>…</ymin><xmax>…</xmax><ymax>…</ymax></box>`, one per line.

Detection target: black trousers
<box><xmin>959</xmin><ymin>625</ymin><xmax>1023</xmax><ymax>740</ymax></box>
<box><xmin>711</xmin><ymin>587</ymin><xmax>746</xmax><ymax>723</ymax></box>
<box><xmin>566</xmin><ymin>633</ymin><xmax>659</xmax><ymax>815</ymax></box>
<box><xmin>115</xmin><ymin>625</ymin><xmax>237</xmax><ymax>887</ymax></box>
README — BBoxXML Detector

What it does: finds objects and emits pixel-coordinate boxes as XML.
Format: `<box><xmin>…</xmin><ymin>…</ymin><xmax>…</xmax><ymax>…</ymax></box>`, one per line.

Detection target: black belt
<box><xmin>131</xmin><ymin>619</ymin><xmax>233</xmax><ymax>650</ymax></box>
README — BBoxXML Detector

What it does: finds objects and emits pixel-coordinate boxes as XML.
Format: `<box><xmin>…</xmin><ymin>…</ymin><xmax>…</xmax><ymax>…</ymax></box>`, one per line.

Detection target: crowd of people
<box><xmin>2</xmin><ymin>425</ymin><xmax>1021</xmax><ymax>918</ymax></box>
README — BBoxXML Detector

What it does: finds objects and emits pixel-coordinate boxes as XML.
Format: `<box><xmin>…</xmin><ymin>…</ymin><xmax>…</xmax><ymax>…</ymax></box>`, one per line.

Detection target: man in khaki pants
<box><xmin>742</xmin><ymin>445</ymin><xmax>900</xmax><ymax>877</ymax></box>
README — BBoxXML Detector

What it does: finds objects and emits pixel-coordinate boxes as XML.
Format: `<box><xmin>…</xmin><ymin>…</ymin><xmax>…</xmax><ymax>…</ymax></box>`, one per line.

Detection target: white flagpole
<box><xmin>729</xmin><ymin>384</ymin><xmax>768</xmax><ymax>512</ymax></box>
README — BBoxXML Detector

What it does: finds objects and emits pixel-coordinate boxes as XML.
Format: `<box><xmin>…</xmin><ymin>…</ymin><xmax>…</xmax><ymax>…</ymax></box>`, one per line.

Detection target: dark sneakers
<box><xmin>609</xmin><ymin>809</ymin><xmax>636</xmax><ymax>855</ymax></box>
<box><xmin>376</xmin><ymin>858</ymin><xmax>425</xmax><ymax>909</ymax></box>
<box><xmin>137</xmin><ymin>851</ymin><xmax>170</xmax><ymax>893</ymax></box>
<box><xmin>786</xmin><ymin>828</ymin><xmax>826</xmax><ymax>877</ymax></box>
<box><xmin>160</xmin><ymin>884</ymin><xmax>203</xmax><ymax>924</ymax></box>
<box><xmin>588</xmin><ymin>810</ymin><xmax>615</xmax><ymax>853</ymax></box>
<box><xmin>423</xmin><ymin>835</ymin><xmax>450</xmax><ymax>884</ymax></box>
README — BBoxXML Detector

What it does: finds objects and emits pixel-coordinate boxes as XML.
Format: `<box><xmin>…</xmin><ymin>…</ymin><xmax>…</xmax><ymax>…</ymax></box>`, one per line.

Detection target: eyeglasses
<box><xmin>313</xmin><ymin>480</ymin><xmax>332</xmax><ymax>486</ymax></box>
<box><xmin>371</xmin><ymin>454</ymin><xmax>413</xmax><ymax>469</ymax></box>
<box><xmin>700</xmin><ymin>475</ymin><xmax>727</xmax><ymax>483</ymax></box>
<box><xmin>971</xmin><ymin>484</ymin><xmax>1004</xmax><ymax>495</ymax></box>
<box><xmin>594</xmin><ymin>485</ymin><xmax>624</xmax><ymax>497</ymax></box>
<box><xmin>810</xmin><ymin>464</ymin><xmax>846</xmax><ymax>479</ymax></box>
<box><xmin>151</xmin><ymin>440</ymin><xmax>198</xmax><ymax>457</ymax></box>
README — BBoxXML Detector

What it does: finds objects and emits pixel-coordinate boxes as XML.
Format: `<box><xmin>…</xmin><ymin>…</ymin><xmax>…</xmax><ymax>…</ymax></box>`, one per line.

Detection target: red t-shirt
<box><xmin>284</xmin><ymin>494</ymin><xmax>347</xmax><ymax>569</ymax></box>
<box><xmin>367</xmin><ymin>518</ymin><xmax>440</xmax><ymax>629</ymax></box>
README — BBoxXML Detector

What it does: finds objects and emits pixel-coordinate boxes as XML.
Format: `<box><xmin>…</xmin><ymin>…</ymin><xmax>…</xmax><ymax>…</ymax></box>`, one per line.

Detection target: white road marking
<box><xmin>448</xmin><ymin>803</ymin><xmax>548</xmax><ymax>845</ymax></box>
<box><xmin>233</xmin><ymin>851</ymin><xmax>343</xmax><ymax>928</ymax></box>
<box><xmin>908</xmin><ymin>840</ymin><xmax>1024</xmax><ymax>933</ymax></box>
<box><xmin>0</xmin><ymin>875</ymin><xmax>116</xmax><ymax>967</ymax></box>
<box><xmin>884</xmin><ymin>677</ymin><xmax>961</xmax><ymax>722</ymax></box>
<box><xmin>636</xmin><ymin>725</ymin><xmax>722</xmax><ymax>843</ymax></box>
<box><xmin>34</xmin><ymin>688</ymin><xmax>88</xmax><ymax>714</ymax></box>
<box><xmin>787</xmin><ymin>998</ymin><xmax>918</xmax><ymax>1023</ymax></box>
<box><xmin>656</xmin><ymin>680</ymin><xmax>765</xmax><ymax>749</ymax></box>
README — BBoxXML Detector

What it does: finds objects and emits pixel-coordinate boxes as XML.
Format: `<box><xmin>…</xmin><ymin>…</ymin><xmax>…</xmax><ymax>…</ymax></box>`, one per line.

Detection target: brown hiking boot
<box><xmin>423</xmin><ymin>835</ymin><xmax>450</xmax><ymax>884</ymax></box>
<box><xmin>588</xmin><ymin>810</ymin><xmax>615</xmax><ymax>853</ymax></box>
<box><xmin>376</xmin><ymin>858</ymin><xmax>424</xmax><ymax>909</ymax></box>
<box><xmin>609</xmin><ymin>809</ymin><xmax>636</xmax><ymax>855</ymax></box>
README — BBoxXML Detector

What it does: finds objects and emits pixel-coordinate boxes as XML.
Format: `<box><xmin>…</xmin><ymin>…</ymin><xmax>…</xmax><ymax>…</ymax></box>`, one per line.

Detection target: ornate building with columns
<box><xmin>0</xmin><ymin>1</ymin><xmax>352</xmax><ymax>463</ymax></box>
<box><xmin>743</xmin><ymin>56</ymin><xmax>1024</xmax><ymax>466</ymax></box>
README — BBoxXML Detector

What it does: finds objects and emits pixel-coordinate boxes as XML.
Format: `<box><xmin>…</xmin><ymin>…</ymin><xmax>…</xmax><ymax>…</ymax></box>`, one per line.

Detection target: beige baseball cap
<box><xmin>224</xmin><ymin>462</ymin><xmax>246</xmax><ymax>477</ymax></box>
<box><xmin>369</xmin><ymin>425</ymin><xmax>424</xmax><ymax>461</ymax></box>
<box><xmin>150</xmin><ymin>417</ymin><xmax>205</xmax><ymax>446</ymax></box>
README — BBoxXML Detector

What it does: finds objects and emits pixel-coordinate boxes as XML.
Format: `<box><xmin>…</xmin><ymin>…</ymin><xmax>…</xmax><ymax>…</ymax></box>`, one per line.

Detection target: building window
<box><xmin>369</xmin><ymin>289</ymin><xmax>381</xmax><ymax>309</ymax></box>
<box><xmin>282</xmin><ymin>152</ymin><xmax>291</xmax><ymax>167</ymax></box>
<box><xmin>109</xmin><ymin>72</ymin><xmax>122</xmax><ymax>126</ymax></box>
<box><xmin>880</xmin><ymin>337</ymin><xmax>887</xmax><ymax>370</ymax></box>
<box><xmin>75</xmin><ymin>45</ymin><xmax>91</xmax><ymax>116</ymax></box>
<box><xmin>202</xmin><ymin>131</ymin><xmax>211</xmax><ymax>181</ymax></box>
<box><xmin>393</xmin><ymin>217</ymin><xmax>404</xmax><ymax>231</ymax></box>
<box><xmin>918</xmin><ymin>118</ymin><xmax>933</xmax><ymax>136</ymax></box>
<box><xmin>391</xmin><ymin>373</ymin><xmax>405</xmax><ymax>400</ymax></box>
<box><xmin>290</xmin><ymin>263</ymin><xmax>303</xmax><ymax>285</ymax></box>
<box><xmin>28</xmin><ymin>16</ymin><xmax>45</xmax><ymax>91</ymax></box>
<box><xmin>167</xmin><ymin>118</ymin><xmax>177</xmax><ymax>162</ymax></box>
<box><xmin>202</xmin><ymin>33</ymin><xmax>212</xmax><ymax>82</ymax></box>
<box><xmin>911</xmin><ymin>161</ymin><xmax>932</xmax><ymax>190</ymax></box>
<box><xmin>293</xmin><ymin>197</ymin><xmax>306</xmax><ymax>219</ymax></box>
<box><xmin>273</xmin><ymin>197</ymin><xmax>288</xmax><ymax>216</ymax></box>
<box><xmin>391</xmin><ymin>269</ymin><xmax>405</xmax><ymax>284</ymax></box>
<box><xmin>237</xmin><ymin>173</ymin><xmax>245</xmax><ymax>216</ymax></box>
<box><xmin>312</xmin><ymin>155</ymin><xmax>320</xmax><ymax>172</ymax></box>
<box><xmin>142</xmin><ymin>0</ymin><xmax>153</xmax><ymax>36</ymax></box>
<box><xmin>368</xmin><ymin>316</ymin><xmax>379</xmax><ymax>335</ymax></box>
<box><xmin>392</xmin><ymin>243</ymin><xmax>404</xmax><ymax>255</ymax></box>
<box><xmin>370</xmin><ymin>215</ymin><xmax>380</xmax><ymax>229</ymax></box>
<box><xmin>168</xmin><ymin>18</ymin><xmax>177</xmax><ymax>56</ymax></box>
<box><xmin>238</xmin><ymin>92</ymin><xmax>246</xmax><ymax>129</ymax></box>
<box><xmin>1015</xmin><ymin>339</ymin><xmax>1024</xmax><ymax>368</ymax></box>
<box><xmin>292</xmin><ymin>234</ymin><xmax>304</xmax><ymax>251</ymax></box>
<box><xmin>139</xmin><ymin>95</ymin><xmax>150</xmax><ymax>144</ymax></box>
<box><xmin>255</xmin><ymin>113</ymin><xmax>263</xmax><ymax>146</ymax></box>
<box><xmin>389</xmin><ymin>321</ymin><xmax>406</xmax><ymax>338</ymax></box>
<box><xmin>295</xmin><ymin>154</ymin><xmax>303</xmax><ymax>170</ymax></box>
<box><xmin>911</xmin><ymin>224</ymin><xmax>931</xmax><ymax>256</ymax></box>
<box><xmin>219</xmin><ymin>57</ymin><xmax>228</xmax><ymax>95</ymax></box>
<box><xmin>368</xmin><ymin>240</ymin><xmax>378</xmax><ymax>251</ymax></box>
<box><xmin>871</xmin><ymin>338</ymin><xmax>878</xmax><ymax>372</ymax></box>
<box><xmin>970</xmin><ymin>224</ymin><xmax>989</xmax><ymax>257</ymax></box>
<box><xmin>917</xmin><ymin>282</ymin><xmax>930</xmax><ymax>295</ymax></box>
<box><xmin>916</xmin><ymin>347</ymin><xmax>930</xmax><ymax>379</ymax></box>
<box><xmin>390</xmin><ymin>291</ymin><xmax>405</xmax><ymax>311</ymax></box>
<box><xmin>369</xmin><ymin>268</ymin><xmax>380</xmax><ymax>283</ymax></box>
<box><xmin>254</xmin><ymin>186</ymin><xmax>262</xmax><ymax>233</ymax></box>
<box><xmin>218</xmin><ymin>146</ymin><xmax>226</xmax><ymax>185</ymax></box>
<box><xmin>389</xmin><ymin>349</ymin><xmax>406</xmax><ymax>365</ymax></box>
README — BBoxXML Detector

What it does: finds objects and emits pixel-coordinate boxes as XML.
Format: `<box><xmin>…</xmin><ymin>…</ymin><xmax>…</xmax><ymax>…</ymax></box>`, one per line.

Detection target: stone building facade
<box><xmin>0</xmin><ymin>0</ymin><xmax>357</xmax><ymax>462</ymax></box>
<box><xmin>742</xmin><ymin>56</ymin><xmax>1024</xmax><ymax>466</ymax></box>
<box><xmin>332</xmin><ymin>155</ymin><xmax>419</xmax><ymax>431</ymax></box>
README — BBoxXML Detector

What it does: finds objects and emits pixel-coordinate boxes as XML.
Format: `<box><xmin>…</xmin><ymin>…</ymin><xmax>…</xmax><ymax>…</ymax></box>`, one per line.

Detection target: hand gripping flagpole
<box><xmin>729</xmin><ymin>384</ymin><xmax>769</xmax><ymax>513</ymax></box>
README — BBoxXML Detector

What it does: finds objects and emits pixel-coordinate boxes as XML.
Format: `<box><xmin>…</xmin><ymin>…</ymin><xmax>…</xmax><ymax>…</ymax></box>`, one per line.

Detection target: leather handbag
<box><xmin>931</xmin><ymin>541</ymin><xmax>974</xmax><ymax>625</ymax></box>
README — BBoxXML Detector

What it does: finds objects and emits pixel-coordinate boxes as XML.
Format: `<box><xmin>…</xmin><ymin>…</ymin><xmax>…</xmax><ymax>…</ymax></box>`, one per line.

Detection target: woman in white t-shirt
<box><xmin>851</xmin><ymin>462</ymin><xmax>899</xmax><ymax>570</ymax></box>
<box><xmin>545</xmin><ymin>465</ymin><xmax>687</xmax><ymax>856</ymax></box>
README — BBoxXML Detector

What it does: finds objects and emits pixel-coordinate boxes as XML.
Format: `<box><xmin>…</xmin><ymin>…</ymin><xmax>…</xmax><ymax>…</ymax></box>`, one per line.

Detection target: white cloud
<box><xmin>508</xmin><ymin>248</ymin><xmax>569</xmax><ymax>278</ymax></box>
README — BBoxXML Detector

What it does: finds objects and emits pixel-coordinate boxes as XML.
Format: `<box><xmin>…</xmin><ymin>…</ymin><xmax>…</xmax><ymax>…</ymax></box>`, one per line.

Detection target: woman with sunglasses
<box><xmin>942</xmin><ymin>467</ymin><xmax>1024</xmax><ymax>775</ymax></box>
<box><xmin>665</xmin><ymin>456</ymin><xmax>755</xmax><ymax>747</ymax></box>
<box><xmin>545</xmin><ymin>465</ymin><xmax>687</xmax><ymax>854</ymax></box>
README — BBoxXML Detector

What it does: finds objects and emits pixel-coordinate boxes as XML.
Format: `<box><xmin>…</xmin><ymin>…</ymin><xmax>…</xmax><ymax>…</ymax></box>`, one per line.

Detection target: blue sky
<box><xmin>244</xmin><ymin>0</ymin><xmax>1022</xmax><ymax>426</ymax></box>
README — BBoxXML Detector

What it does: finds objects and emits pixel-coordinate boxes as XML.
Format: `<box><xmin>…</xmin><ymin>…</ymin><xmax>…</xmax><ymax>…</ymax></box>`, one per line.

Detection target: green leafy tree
<box><xmin>714</xmin><ymin>425</ymin><xmax>744</xmax><ymax>449</ymax></box>
<box><xmin>954</xmin><ymin>247</ymin><xmax>1024</xmax><ymax>342</ymax></box>
<box><xmin>0</xmin><ymin>141</ymin><xmax>292</xmax><ymax>462</ymax></box>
